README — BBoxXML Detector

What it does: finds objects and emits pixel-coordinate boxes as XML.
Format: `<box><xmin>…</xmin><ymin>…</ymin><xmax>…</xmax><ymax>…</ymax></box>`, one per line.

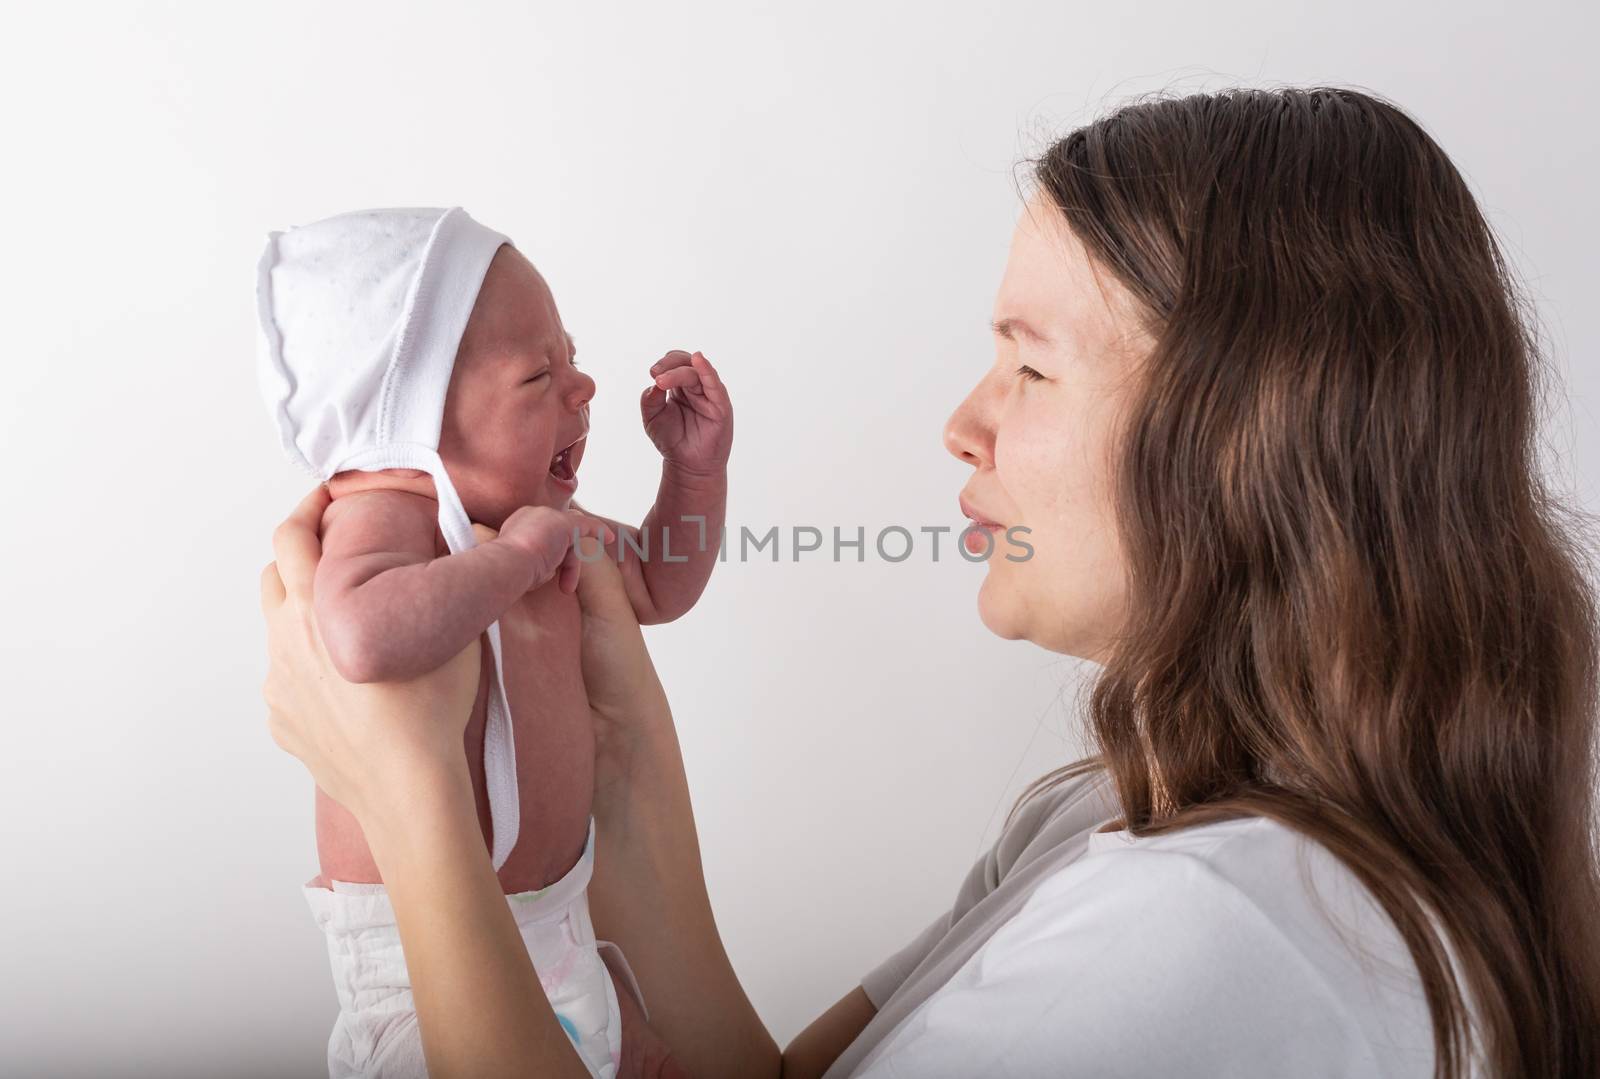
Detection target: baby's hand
<box><xmin>495</xmin><ymin>506</ymin><xmax>614</xmax><ymax>595</ymax></box>
<box><xmin>642</xmin><ymin>350</ymin><xmax>733</xmax><ymax>475</ymax></box>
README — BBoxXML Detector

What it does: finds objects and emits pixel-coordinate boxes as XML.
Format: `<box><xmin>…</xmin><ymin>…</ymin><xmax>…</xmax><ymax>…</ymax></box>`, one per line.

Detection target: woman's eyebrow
<box><xmin>991</xmin><ymin>316</ymin><xmax>1050</xmax><ymax>344</ymax></box>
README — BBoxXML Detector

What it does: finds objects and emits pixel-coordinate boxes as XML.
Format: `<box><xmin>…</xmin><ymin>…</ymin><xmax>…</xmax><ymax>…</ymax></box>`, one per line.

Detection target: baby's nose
<box><xmin>567</xmin><ymin>370</ymin><xmax>597</xmax><ymax>411</ymax></box>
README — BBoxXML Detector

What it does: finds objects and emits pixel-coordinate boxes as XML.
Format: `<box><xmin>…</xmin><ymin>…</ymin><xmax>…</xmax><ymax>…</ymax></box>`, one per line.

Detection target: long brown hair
<box><xmin>1012</xmin><ymin>86</ymin><xmax>1600</xmax><ymax>1077</ymax></box>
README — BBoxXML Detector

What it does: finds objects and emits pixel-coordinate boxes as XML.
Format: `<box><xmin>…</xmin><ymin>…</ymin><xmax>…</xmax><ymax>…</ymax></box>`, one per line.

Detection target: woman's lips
<box><xmin>959</xmin><ymin>495</ymin><xmax>1003</xmax><ymax>528</ymax></box>
<box><xmin>963</xmin><ymin>525</ymin><xmax>1001</xmax><ymax>556</ymax></box>
<box><xmin>959</xmin><ymin>495</ymin><xmax>1004</xmax><ymax>556</ymax></box>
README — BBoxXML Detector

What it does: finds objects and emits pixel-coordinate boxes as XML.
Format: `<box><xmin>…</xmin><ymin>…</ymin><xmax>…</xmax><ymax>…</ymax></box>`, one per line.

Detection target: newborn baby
<box><xmin>255</xmin><ymin>207</ymin><xmax>730</xmax><ymax>1078</ymax></box>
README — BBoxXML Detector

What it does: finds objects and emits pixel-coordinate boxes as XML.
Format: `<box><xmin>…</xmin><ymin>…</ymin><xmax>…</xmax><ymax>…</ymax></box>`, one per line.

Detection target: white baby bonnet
<box><xmin>255</xmin><ymin>206</ymin><xmax>522</xmax><ymax>870</ymax></box>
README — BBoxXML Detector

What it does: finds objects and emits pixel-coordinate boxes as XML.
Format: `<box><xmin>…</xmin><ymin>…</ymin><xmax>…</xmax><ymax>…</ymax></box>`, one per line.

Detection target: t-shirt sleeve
<box><xmin>858</xmin><ymin>817</ymin><xmax>1014</xmax><ymax>1009</ymax></box>
<box><xmin>860</xmin><ymin>912</ymin><xmax>949</xmax><ymax>1009</ymax></box>
<box><xmin>858</xmin><ymin>775</ymin><xmax>1102</xmax><ymax>1011</ymax></box>
<box><xmin>853</xmin><ymin>852</ymin><xmax>1367</xmax><ymax>1079</ymax></box>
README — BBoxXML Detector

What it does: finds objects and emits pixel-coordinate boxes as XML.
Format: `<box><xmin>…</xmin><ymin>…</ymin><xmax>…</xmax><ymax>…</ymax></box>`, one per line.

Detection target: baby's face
<box><xmin>439</xmin><ymin>246</ymin><xmax>594</xmax><ymax>527</ymax></box>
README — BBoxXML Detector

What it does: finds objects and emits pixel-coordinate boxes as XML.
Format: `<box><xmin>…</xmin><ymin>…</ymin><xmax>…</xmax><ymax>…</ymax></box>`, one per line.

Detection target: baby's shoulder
<box><xmin>320</xmin><ymin>471</ymin><xmax>444</xmax><ymax>556</ymax></box>
<box><xmin>325</xmin><ymin>466</ymin><xmax>437</xmax><ymax>505</ymax></box>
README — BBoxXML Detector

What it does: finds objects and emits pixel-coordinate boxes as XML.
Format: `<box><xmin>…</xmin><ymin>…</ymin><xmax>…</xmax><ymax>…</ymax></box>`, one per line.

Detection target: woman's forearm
<box><xmin>363</xmin><ymin>762</ymin><xmax>591</xmax><ymax>1079</ymax></box>
<box><xmin>589</xmin><ymin>703</ymin><xmax>782</xmax><ymax>1079</ymax></box>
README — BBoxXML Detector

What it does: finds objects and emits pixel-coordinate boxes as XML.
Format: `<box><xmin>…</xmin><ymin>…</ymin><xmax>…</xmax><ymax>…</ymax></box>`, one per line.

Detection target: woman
<box><xmin>259</xmin><ymin>87</ymin><xmax>1600</xmax><ymax>1078</ymax></box>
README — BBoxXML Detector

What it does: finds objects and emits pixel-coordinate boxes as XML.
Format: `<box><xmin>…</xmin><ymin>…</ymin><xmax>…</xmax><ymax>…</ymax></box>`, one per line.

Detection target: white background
<box><xmin>2</xmin><ymin>2</ymin><xmax>1595</xmax><ymax>1075</ymax></box>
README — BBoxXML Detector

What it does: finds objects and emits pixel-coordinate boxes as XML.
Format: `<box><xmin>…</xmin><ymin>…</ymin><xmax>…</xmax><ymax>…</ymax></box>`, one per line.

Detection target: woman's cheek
<box><xmin>994</xmin><ymin>401</ymin><xmax>1064</xmax><ymax>528</ymax></box>
<box><xmin>999</xmin><ymin>408</ymin><xmax>1103</xmax><ymax>594</ymax></box>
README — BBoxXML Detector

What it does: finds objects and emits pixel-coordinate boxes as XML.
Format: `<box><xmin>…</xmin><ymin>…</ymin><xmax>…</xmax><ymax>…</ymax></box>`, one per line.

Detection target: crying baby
<box><xmin>255</xmin><ymin>207</ymin><xmax>731</xmax><ymax>1079</ymax></box>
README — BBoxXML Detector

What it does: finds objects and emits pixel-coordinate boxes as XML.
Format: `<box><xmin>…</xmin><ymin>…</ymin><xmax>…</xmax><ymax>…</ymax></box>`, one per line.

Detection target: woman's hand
<box><xmin>473</xmin><ymin>517</ymin><xmax>776</xmax><ymax>1078</ymax></box>
<box><xmin>469</xmin><ymin>518</ymin><xmax>674</xmax><ymax>769</ymax></box>
<box><xmin>261</xmin><ymin>484</ymin><xmax>481</xmax><ymax>828</ymax></box>
<box><xmin>575</xmin><ymin>544</ymin><xmax>672</xmax><ymax>730</ymax></box>
<box><xmin>262</xmin><ymin>490</ymin><xmax>657</xmax><ymax>1078</ymax></box>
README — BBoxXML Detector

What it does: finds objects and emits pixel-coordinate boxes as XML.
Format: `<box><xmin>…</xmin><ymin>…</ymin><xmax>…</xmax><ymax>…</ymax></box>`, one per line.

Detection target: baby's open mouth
<box><xmin>549</xmin><ymin>438</ymin><xmax>582</xmax><ymax>484</ymax></box>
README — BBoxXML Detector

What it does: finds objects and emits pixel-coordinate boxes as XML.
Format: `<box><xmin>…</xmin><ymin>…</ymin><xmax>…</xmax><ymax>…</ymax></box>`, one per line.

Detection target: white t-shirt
<box><xmin>835</xmin><ymin>771</ymin><xmax>1452</xmax><ymax>1078</ymax></box>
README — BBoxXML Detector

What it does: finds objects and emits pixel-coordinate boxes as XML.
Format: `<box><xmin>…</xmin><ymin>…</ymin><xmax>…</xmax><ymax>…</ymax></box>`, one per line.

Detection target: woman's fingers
<box><xmin>575</xmin><ymin>545</ymin><xmax>635</xmax><ymax>623</ymax></box>
<box><xmin>263</xmin><ymin>487</ymin><xmax>328</xmax><ymax>760</ymax></box>
<box><xmin>577</xmin><ymin>552</ymin><xmax>669</xmax><ymax>733</ymax></box>
<box><xmin>557</xmin><ymin>543</ymin><xmax>582</xmax><ymax>595</ymax></box>
<box><xmin>609</xmin><ymin>966</ymin><xmax>691</xmax><ymax>1078</ymax></box>
<box><xmin>565</xmin><ymin>512</ymin><xmax>615</xmax><ymax>549</ymax></box>
<box><xmin>265</xmin><ymin>706</ymin><xmax>299</xmax><ymax>758</ymax></box>
<box><xmin>259</xmin><ymin>561</ymin><xmax>286</xmax><ymax>612</ymax></box>
<box><xmin>272</xmin><ymin>484</ymin><xmax>332</xmax><ymax>600</ymax></box>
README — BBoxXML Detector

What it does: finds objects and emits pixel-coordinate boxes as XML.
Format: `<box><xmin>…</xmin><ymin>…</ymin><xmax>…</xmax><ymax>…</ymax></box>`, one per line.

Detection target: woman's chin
<box><xmin>976</xmin><ymin>575</ymin><xmax>1028</xmax><ymax>641</ymax></box>
<box><xmin>977</xmin><ymin>568</ymin><xmax>1091</xmax><ymax>655</ymax></box>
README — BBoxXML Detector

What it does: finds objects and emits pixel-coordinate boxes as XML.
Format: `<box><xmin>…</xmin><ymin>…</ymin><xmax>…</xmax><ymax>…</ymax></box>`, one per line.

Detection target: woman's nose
<box><xmin>943</xmin><ymin>382</ymin><xmax>995</xmax><ymax>468</ymax></box>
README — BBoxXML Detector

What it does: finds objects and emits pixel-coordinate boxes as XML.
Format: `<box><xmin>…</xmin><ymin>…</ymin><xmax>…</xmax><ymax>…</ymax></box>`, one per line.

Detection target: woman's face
<box><xmin>944</xmin><ymin>194</ymin><xmax>1150</xmax><ymax>662</ymax></box>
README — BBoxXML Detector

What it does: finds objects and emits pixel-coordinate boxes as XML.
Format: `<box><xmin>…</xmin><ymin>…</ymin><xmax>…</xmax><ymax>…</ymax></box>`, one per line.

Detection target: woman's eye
<box><xmin>1016</xmin><ymin>364</ymin><xmax>1046</xmax><ymax>382</ymax></box>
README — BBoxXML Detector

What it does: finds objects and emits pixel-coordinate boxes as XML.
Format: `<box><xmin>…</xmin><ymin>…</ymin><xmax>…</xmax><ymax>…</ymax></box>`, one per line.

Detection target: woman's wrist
<box><xmin>357</xmin><ymin>756</ymin><xmax>479</xmax><ymax>874</ymax></box>
<box><xmin>592</xmin><ymin>690</ymin><xmax>681</xmax><ymax>830</ymax></box>
<box><xmin>358</xmin><ymin>754</ymin><xmax>592</xmax><ymax>1078</ymax></box>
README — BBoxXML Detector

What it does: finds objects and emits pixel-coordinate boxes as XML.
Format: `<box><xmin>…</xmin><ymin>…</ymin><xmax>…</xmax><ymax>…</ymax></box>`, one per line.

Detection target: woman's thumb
<box><xmin>575</xmin><ymin>546</ymin><xmax>635</xmax><ymax>622</ymax></box>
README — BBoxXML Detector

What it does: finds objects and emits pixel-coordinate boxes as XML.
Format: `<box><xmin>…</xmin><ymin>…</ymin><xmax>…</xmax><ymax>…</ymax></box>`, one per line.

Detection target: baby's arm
<box><xmin>578</xmin><ymin>349</ymin><xmax>732</xmax><ymax>625</ymax></box>
<box><xmin>314</xmin><ymin>489</ymin><xmax>608</xmax><ymax>683</ymax></box>
<box><xmin>577</xmin><ymin>467</ymin><xmax>725</xmax><ymax>626</ymax></box>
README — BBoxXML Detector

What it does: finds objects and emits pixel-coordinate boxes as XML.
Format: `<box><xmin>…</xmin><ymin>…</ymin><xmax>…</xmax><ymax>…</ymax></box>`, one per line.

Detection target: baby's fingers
<box><xmin>688</xmin><ymin>351</ymin><xmax>730</xmax><ymax>408</ymax></box>
<box><xmin>641</xmin><ymin>383</ymin><xmax>669</xmax><ymax>422</ymax></box>
<box><xmin>648</xmin><ymin>350</ymin><xmax>695</xmax><ymax>379</ymax></box>
<box><xmin>653</xmin><ymin>366</ymin><xmax>705</xmax><ymax>395</ymax></box>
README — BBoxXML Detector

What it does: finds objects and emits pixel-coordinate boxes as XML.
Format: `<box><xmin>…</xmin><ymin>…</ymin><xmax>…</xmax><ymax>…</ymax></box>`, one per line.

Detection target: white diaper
<box><xmin>302</xmin><ymin>818</ymin><xmax>639</xmax><ymax>1078</ymax></box>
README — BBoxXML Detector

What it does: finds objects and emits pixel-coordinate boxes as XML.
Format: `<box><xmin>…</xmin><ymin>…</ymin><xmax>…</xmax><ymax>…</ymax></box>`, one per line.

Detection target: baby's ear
<box><xmin>470</xmin><ymin>522</ymin><xmax>500</xmax><ymax>545</ymax></box>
